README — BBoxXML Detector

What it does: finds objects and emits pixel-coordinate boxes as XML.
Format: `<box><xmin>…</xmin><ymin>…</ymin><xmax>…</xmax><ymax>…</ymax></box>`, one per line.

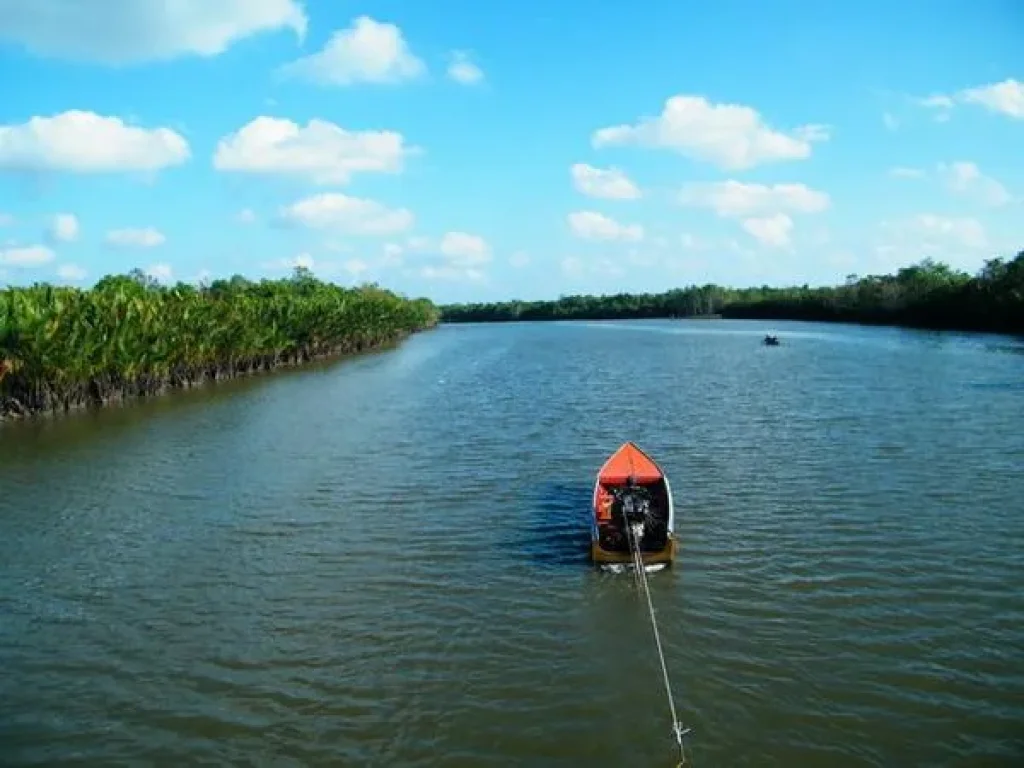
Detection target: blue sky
<box><xmin>0</xmin><ymin>0</ymin><xmax>1021</xmax><ymax>303</ymax></box>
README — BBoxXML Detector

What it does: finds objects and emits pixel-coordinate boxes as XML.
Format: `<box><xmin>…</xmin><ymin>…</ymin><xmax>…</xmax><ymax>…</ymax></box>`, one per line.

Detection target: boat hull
<box><xmin>591</xmin><ymin>441</ymin><xmax>677</xmax><ymax>569</ymax></box>
<box><xmin>591</xmin><ymin>535</ymin><xmax>677</xmax><ymax>565</ymax></box>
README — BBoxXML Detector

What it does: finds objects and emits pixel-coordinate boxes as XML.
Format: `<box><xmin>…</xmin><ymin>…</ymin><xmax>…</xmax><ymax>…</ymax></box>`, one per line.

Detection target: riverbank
<box><xmin>0</xmin><ymin>269</ymin><xmax>439</xmax><ymax>421</ymax></box>
<box><xmin>440</xmin><ymin>252</ymin><xmax>1023</xmax><ymax>336</ymax></box>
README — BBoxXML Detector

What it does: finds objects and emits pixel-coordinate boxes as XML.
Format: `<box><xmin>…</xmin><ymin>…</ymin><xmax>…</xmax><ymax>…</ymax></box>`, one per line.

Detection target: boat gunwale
<box><xmin>590</xmin><ymin>441</ymin><xmax>676</xmax><ymax>565</ymax></box>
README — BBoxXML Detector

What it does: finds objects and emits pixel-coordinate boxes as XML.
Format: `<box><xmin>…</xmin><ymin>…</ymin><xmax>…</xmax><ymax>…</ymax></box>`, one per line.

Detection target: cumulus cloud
<box><xmin>213</xmin><ymin>116</ymin><xmax>411</xmax><ymax>185</ymax></box>
<box><xmin>742</xmin><ymin>214</ymin><xmax>793</xmax><ymax>248</ymax></box>
<box><xmin>919</xmin><ymin>78</ymin><xmax>1024</xmax><ymax>120</ymax></box>
<box><xmin>439</xmin><ymin>231</ymin><xmax>492</xmax><ymax>266</ymax></box>
<box><xmin>0</xmin><ymin>244</ymin><xmax>55</xmax><ymax>267</ymax></box>
<box><xmin>592</xmin><ymin>95</ymin><xmax>828</xmax><ymax>170</ymax></box>
<box><xmin>278</xmin><ymin>193</ymin><xmax>413</xmax><ymax>235</ymax></box>
<box><xmin>937</xmin><ymin>161</ymin><xmax>1011</xmax><ymax>206</ymax></box>
<box><xmin>567</xmin><ymin>211</ymin><xmax>643</xmax><ymax>242</ymax></box>
<box><xmin>146</xmin><ymin>263</ymin><xmax>174</xmax><ymax>282</ymax></box>
<box><xmin>0</xmin><ymin>0</ymin><xmax>307</xmax><ymax>64</ymax></box>
<box><xmin>886</xmin><ymin>214</ymin><xmax>989</xmax><ymax>251</ymax></box>
<box><xmin>56</xmin><ymin>263</ymin><xmax>87</xmax><ymax>281</ymax></box>
<box><xmin>447</xmin><ymin>50</ymin><xmax>484</xmax><ymax>85</ymax></box>
<box><xmin>0</xmin><ymin>111</ymin><xmax>190</xmax><ymax>173</ymax></box>
<box><xmin>889</xmin><ymin>162</ymin><xmax>1010</xmax><ymax>206</ymax></box>
<box><xmin>49</xmin><ymin>213</ymin><xmax>79</xmax><ymax>243</ymax></box>
<box><xmin>570</xmin><ymin>163</ymin><xmax>641</xmax><ymax>200</ymax></box>
<box><xmin>679</xmin><ymin>180</ymin><xmax>830</xmax><ymax>218</ymax></box>
<box><xmin>408</xmin><ymin>231</ymin><xmax>493</xmax><ymax>282</ymax></box>
<box><xmin>344</xmin><ymin>259</ymin><xmax>370</xmax><ymax>278</ymax></box>
<box><xmin>874</xmin><ymin>214</ymin><xmax>995</xmax><ymax>273</ymax></box>
<box><xmin>278</xmin><ymin>16</ymin><xmax>425</xmax><ymax>86</ymax></box>
<box><xmin>105</xmin><ymin>227</ymin><xmax>166</xmax><ymax>248</ymax></box>
<box><xmin>960</xmin><ymin>79</ymin><xmax>1024</xmax><ymax>119</ymax></box>
<box><xmin>419</xmin><ymin>264</ymin><xmax>486</xmax><ymax>282</ymax></box>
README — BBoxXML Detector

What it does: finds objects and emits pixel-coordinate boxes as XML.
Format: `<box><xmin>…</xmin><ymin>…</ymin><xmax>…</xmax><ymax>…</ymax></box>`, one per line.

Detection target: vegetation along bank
<box><xmin>441</xmin><ymin>251</ymin><xmax>1024</xmax><ymax>336</ymax></box>
<box><xmin>0</xmin><ymin>267</ymin><xmax>439</xmax><ymax>420</ymax></box>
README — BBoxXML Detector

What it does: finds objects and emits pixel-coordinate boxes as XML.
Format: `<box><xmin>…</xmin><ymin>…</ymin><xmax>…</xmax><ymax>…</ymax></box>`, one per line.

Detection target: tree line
<box><xmin>440</xmin><ymin>250</ymin><xmax>1024</xmax><ymax>335</ymax></box>
<box><xmin>0</xmin><ymin>267</ymin><xmax>439</xmax><ymax>419</ymax></box>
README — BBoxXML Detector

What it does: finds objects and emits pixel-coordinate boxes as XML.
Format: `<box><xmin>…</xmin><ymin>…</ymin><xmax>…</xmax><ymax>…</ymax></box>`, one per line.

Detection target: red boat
<box><xmin>591</xmin><ymin>441</ymin><xmax>677</xmax><ymax>571</ymax></box>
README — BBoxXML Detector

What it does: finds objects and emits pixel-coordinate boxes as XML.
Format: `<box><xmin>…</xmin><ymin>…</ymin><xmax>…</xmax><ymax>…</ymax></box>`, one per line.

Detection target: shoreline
<box><xmin>438</xmin><ymin>312</ymin><xmax>1024</xmax><ymax>338</ymax></box>
<box><xmin>0</xmin><ymin>328</ymin><xmax>434</xmax><ymax>424</ymax></box>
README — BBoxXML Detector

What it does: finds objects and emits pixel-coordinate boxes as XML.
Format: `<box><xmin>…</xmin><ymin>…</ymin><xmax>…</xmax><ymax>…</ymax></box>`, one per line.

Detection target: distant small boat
<box><xmin>591</xmin><ymin>442</ymin><xmax>677</xmax><ymax>573</ymax></box>
<box><xmin>763</xmin><ymin>334</ymin><xmax>780</xmax><ymax>346</ymax></box>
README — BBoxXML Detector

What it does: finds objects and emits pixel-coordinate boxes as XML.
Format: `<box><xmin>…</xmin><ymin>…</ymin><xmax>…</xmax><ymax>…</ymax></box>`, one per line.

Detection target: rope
<box><xmin>623</xmin><ymin>519</ymin><xmax>692</xmax><ymax>766</ymax></box>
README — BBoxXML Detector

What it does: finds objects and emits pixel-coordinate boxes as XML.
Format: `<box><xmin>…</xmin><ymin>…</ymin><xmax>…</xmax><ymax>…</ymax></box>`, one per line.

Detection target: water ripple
<box><xmin>1</xmin><ymin>320</ymin><xmax>1023</xmax><ymax>766</ymax></box>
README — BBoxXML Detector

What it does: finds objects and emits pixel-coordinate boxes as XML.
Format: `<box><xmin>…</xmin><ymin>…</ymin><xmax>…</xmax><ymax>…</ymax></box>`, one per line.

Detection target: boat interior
<box><xmin>595</xmin><ymin>479</ymin><xmax>671</xmax><ymax>553</ymax></box>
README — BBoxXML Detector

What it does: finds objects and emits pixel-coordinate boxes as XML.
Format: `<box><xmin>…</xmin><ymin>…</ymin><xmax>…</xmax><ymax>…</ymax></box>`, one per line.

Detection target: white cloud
<box><xmin>679</xmin><ymin>233</ymin><xmax>707</xmax><ymax>250</ymax></box>
<box><xmin>263</xmin><ymin>252</ymin><xmax>314</xmax><ymax>272</ymax></box>
<box><xmin>447</xmin><ymin>50</ymin><xmax>484</xmax><ymax>85</ymax></box>
<box><xmin>0</xmin><ymin>212</ymin><xmax>13</xmax><ymax>226</ymax></box>
<box><xmin>411</xmin><ymin>232</ymin><xmax>492</xmax><ymax>282</ymax></box>
<box><xmin>406</xmin><ymin>235</ymin><xmax>433</xmax><ymax>252</ymax></box>
<box><xmin>560</xmin><ymin>256</ymin><xmax>585</xmax><ymax>277</ymax></box>
<box><xmin>919</xmin><ymin>94</ymin><xmax>955</xmax><ymax>110</ymax></box>
<box><xmin>873</xmin><ymin>214</ymin><xmax>995</xmax><ymax>274</ymax></box>
<box><xmin>278</xmin><ymin>16</ymin><xmax>425</xmax><ymax>86</ymax></box>
<box><xmin>439</xmin><ymin>231</ymin><xmax>492</xmax><ymax>266</ymax></box>
<box><xmin>278</xmin><ymin>193</ymin><xmax>413</xmax><ymax>235</ymax></box>
<box><xmin>559</xmin><ymin>255</ymin><xmax>625</xmax><ymax>279</ymax></box>
<box><xmin>919</xmin><ymin>78</ymin><xmax>1024</xmax><ymax>121</ymax></box>
<box><xmin>236</xmin><ymin>208</ymin><xmax>257</xmax><ymax>224</ymax></box>
<box><xmin>509</xmin><ymin>250</ymin><xmax>530</xmax><ymax>268</ymax></box>
<box><xmin>960</xmin><ymin>78</ymin><xmax>1024</xmax><ymax>119</ymax></box>
<box><xmin>937</xmin><ymin>161</ymin><xmax>1010</xmax><ymax>206</ymax></box>
<box><xmin>419</xmin><ymin>265</ymin><xmax>486</xmax><ymax>282</ymax></box>
<box><xmin>213</xmin><ymin>116</ymin><xmax>411</xmax><ymax>185</ymax></box>
<box><xmin>889</xmin><ymin>166</ymin><xmax>925</xmax><ymax>178</ymax></box>
<box><xmin>742</xmin><ymin>214</ymin><xmax>793</xmax><ymax>248</ymax></box>
<box><xmin>381</xmin><ymin>242</ymin><xmax>404</xmax><ymax>266</ymax></box>
<box><xmin>344</xmin><ymin>259</ymin><xmax>370</xmax><ymax>278</ymax></box>
<box><xmin>146</xmin><ymin>263</ymin><xmax>173</xmax><ymax>282</ymax></box>
<box><xmin>570</xmin><ymin>163</ymin><xmax>641</xmax><ymax>200</ymax></box>
<box><xmin>895</xmin><ymin>214</ymin><xmax>988</xmax><ymax>250</ymax></box>
<box><xmin>0</xmin><ymin>244</ymin><xmax>55</xmax><ymax>267</ymax></box>
<box><xmin>105</xmin><ymin>227</ymin><xmax>166</xmax><ymax>248</ymax></box>
<box><xmin>0</xmin><ymin>0</ymin><xmax>306</xmax><ymax>64</ymax></box>
<box><xmin>679</xmin><ymin>180</ymin><xmax>830</xmax><ymax>218</ymax></box>
<box><xmin>56</xmin><ymin>263</ymin><xmax>87</xmax><ymax>281</ymax></box>
<box><xmin>889</xmin><ymin>162</ymin><xmax>1011</xmax><ymax>205</ymax></box>
<box><xmin>48</xmin><ymin>213</ymin><xmax>79</xmax><ymax>243</ymax></box>
<box><xmin>567</xmin><ymin>211</ymin><xmax>643</xmax><ymax>242</ymax></box>
<box><xmin>592</xmin><ymin>95</ymin><xmax>828</xmax><ymax>170</ymax></box>
<box><xmin>0</xmin><ymin>111</ymin><xmax>190</xmax><ymax>173</ymax></box>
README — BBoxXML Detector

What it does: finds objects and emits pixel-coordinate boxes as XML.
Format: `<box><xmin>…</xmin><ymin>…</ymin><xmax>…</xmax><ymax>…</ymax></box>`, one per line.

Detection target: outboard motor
<box><xmin>612</xmin><ymin>475</ymin><xmax>654</xmax><ymax>546</ymax></box>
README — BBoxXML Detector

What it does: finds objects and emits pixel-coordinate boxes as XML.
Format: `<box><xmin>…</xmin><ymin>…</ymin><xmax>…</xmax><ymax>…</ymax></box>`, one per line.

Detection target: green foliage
<box><xmin>0</xmin><ymin>271</ymin><xmax>439</xmax><ymax>418</ymax></box>
<box><xmin>441</xmin><ymin>251</ymin><xmax>1024</xmax><ymax>334</ymax></box>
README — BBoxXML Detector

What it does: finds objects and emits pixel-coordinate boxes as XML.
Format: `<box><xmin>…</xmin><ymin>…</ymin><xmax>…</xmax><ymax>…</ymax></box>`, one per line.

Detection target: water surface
<box><xmin>2</xmin><ymin>319</ymin><xmax>1023</xmax><ymax>766</ymax></box>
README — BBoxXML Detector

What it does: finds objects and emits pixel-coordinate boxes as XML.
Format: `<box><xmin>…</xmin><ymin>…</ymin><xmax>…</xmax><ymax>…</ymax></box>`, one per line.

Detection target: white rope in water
<box><xmin>624</xmin><ymin>521</ymin><xmax>692</xmax><ymax>767</ymax></box>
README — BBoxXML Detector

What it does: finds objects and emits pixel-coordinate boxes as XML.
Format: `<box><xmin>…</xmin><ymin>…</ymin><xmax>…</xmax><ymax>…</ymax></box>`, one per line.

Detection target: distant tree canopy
<box><xmin>441</xmin><ymin>251</ymin><xmax>1024</xmax><ymax>334</ymax></box>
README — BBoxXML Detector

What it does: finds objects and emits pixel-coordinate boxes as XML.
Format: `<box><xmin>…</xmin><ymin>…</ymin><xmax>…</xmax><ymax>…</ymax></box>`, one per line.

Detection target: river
<box><xmin>1</xmin><ymin>319</ymin><xmax>1023</xmax><ymax>767</ymax></box>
